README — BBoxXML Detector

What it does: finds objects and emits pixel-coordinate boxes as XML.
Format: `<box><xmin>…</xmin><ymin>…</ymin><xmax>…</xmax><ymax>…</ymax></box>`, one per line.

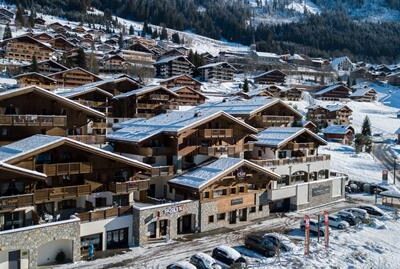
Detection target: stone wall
<box><xmin>0</xmin><ymin>218</ymin><xmax>80</xmax><ymax>269</ymax></box>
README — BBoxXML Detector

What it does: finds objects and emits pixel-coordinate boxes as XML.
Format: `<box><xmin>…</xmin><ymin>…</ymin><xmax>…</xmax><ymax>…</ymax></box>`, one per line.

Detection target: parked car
<box><xmin>300</xmin><ymin>219</ymin><xmax>327</xmax><ymax>236</ymax></box>
<box><xmin>358</xmin><ymin>205</ymin><xmax>388</xmax><ymax>218</ymax></box>
<box><xmin>371</xmin><ymin>133</ymin><xmax>384</xmax><ymax>143</ymax></box>
<box><xmin>336</xmin><ymin>211</ymin><xmax>359</xmax><ymax>226</ymax></box>
<box><xmin>322</xmin><ymin>215</ymin><xmax>349</xmax><ymax>229</ymax></box>
<box><xmin>167</xmin><ymin>261</ymin><xmax>197</xmax><ymax>269</ymax></box>
<box><xmin>245</xmin><ymin>233</ymin><xmax>294</xmax><ymax>257</ymax></box>
<box><xmin>211</xmin><ymin>245</ymin><xmax>247</xmax><ymax>267</ymax></box>
<box><xmin>341</xmin><ymin>208</ymin><xmax>370</xmax><ymax>222</ymax></box>
<box><xmin>190</xmin><ymin>253</ymin><xmax>222</xmax><ymax>269</ymax></box>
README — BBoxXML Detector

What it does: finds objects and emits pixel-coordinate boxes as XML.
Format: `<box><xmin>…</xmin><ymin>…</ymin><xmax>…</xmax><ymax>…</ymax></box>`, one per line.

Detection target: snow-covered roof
<box><xmin>323</xmin><ymin>125</ymin><xmax>354</xmax><ymax>135</ymax></box>
<box><xmin>350</xmin><ymin>87</ymin><xmax>377</xmax><ymax>97</ymax></box>
<box><xmin>395</xmin><ymin>128</ymin><xmax>400</xmax><ymax>135</ymax></box>
<box><xmin>113</xmin><ymin>85</ymin><xmax>178</xmax><ymax>99</ymax></box>
<box><xmin>169</xmin><ymin>86</ymin><xmax>207</xmax><ymax>98</ymax></box>
<box><xmin>0</xmin><ymin>134</ymin><xmax>151</xmax><ymax>170</ymax></box>
<box><xmin>56</xmin><ymin>86</ymin><xmax>113</xmax><ymax>99</ymax></box>
<box><xmin>0</xmin><ymin>162</ymin><xmax>47</xmax><ymax>180</ymax></box>
<box><xmin>158</xmin><ymin>74</ymin><xmax>202</xmax><ymax>85</ymax></box>
<box><xmin>107</xmin><ymin>108</ymin><xmax>258</xmax><ymax>144</ymax></box>
<box><xmin>254</xmin><ymin>51</ymin><xmax>280</xmax><ymax>58</ymax></box>
<box><xmin>255</xmin><ymin>127</ymin><xmax>327</xmax><ymax>147</ymax></box>
<box><xmin>197</xmin><ymin>62</ymin><xmax>236</xmax><ymax>70</ymax></box>
<box><xmin>13</xmin><ymin>72</ymin><xmax>57</xmax><ymax>82</ymax></box>
<box><xmin>154</xmin><ymin>55</ymin><xmax>194</xmax><ymax>66</ymax></box>
<box><xmin>197</xmin><ymin>97</ymin><xmax>302</xmax><ymax>117</ymax></box>
<box><xmin>307</xmin><ymin>103</ymin><xmax>352</xmax><ymax>112</ymax></box>
<box><xmin>253</xmin><ymin>70</ymin><xmax>286</xmax><ymax>79</ymax></box>
<box><xmin>169</xmin><ymin>157</ymin><xmax>279</xmax><ymax>190</ymax></box>
<box><xmin>314</xmin><ymin>84</ymin><xmax>351</xmax><ymax>96</ymax></box>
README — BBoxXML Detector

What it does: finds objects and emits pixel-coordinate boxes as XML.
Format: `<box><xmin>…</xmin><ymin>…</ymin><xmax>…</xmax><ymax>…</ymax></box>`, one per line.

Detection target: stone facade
<box><xmin>133</xmin><ymin>200</ymin><xmax>199</xmax><ymax>246</ymax></box>
<box><xmin>0</xmin><ymin>218</ymin><xmax>80</xmax><ymax>269</ymax></box>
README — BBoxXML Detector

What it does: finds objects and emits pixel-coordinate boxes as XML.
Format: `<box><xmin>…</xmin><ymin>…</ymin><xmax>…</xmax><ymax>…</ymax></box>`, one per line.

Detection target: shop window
<box><xmin>81</xmin><ymin>233</ymin><xmax>102</xmax><ymax>252</ymax></box>
<box><xmin>217</xmin><ymin>213</ymin><xmax>226</xmax><ymax>221</ymax></box>
<box><xmin>208</xmin><ymin>215</ymin><xmax>214</xmax><ymax>223</ymax></box>
<box><xmin>106</xmin><ymin>228</ymin><xmax>129</xmax><ymax>249</ymax></box>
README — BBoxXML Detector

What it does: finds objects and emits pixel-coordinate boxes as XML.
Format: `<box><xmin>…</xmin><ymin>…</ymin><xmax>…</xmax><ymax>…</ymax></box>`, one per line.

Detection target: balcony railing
<box><xmin>68</xmin><ymin>135</ymin><xmax>106</xmax><ymax>145</ymax></box>
<box><xmin>151</xmin><ymin>166</ymin><xmax>175</xmax><ymax>177</ymax></box>
<box><xmin>199</xmin><ymin>145</ymin><xmax>238</xmax><ymax>157</ymax></box>
<box><xmin>285</xmin><ymin>142</ymin><xmax>315</xmax><ymax>150</ymax></box>
<box><xmin>149</xmin><ymin>94</ymin><xmax>170</xmax><ymax>101</ymax></box>
<box><xmin>77</xmin><ymin>206</ymin><xmax>132</xmax><ymax>222</ymax></box>
<box><xmin>251</xmin><ymin>154</ymin><xmax>331</xmax><ymax>167</ymax></box>
<box><xmin>36</xmin><ymin>162</ymin><xmax>92</xmax><ymax>176</ymax></box>
<box><xmin>92</xmin><ymin>122</ymin><xmax>108</xmax><ymax>129</ymax></box>
<box><xmin>262</xmin><ymin>115</ymin><xmax>294</xmax><ymax>124</ymax></box>
<box><xmin>34</xmin><ymin>184</ymin><xmax>91</xmax><ymax>202</ymax></box>
<box><xmin>0</xmin><ymin>115</ymin><xmax>67</xmax><ymax>127</ymax></box>
<box><xmin>201</xmin><ymin>129</ymin><xmax>233</xmax><ymax>138</ymax></box>
<box><xmin>109</xmin><ymin>180</ymin><xmax>150</xmax><ymax>193</ymax></box>
<box><xmin>0</xmin><ymin>193</ymin><xmax>35</xmax><ymax>209</ymax></box>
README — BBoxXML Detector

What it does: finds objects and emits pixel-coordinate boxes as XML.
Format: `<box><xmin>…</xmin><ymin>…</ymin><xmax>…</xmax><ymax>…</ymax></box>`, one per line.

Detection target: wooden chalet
<box><xmin>107</xmin><ymin>108</ymin><xmax>258</xmax><ymax>175</ymax></box>
<box><xmin>33</xmin><ymin>32</ymin><xmax>53</xmax><ymax>42</ymax></box>
<box><xmin>168</xmin><ymin>158</ymin><xmax>280</xmax><ymax>231</ymax></box>
<box><xmin>198</xmin><ymin>97</ymin><xmax>303</xmax><ymax>129</ymax></box>
<box><xmin>14</xmin><ymin>72</ymin><xmax>57</xmax><ymax>90</ymax></box>
<box><xmin>49</xmin><ymin>37</ymin><xmax>76</xmax><ymax>51</ymax></box>
<box><xmin>112</xmin><ymin>85</ymin><xmax>179</xmax><ymax>119</ymax></box>
<box><xmin>169</xmin><ymin>86</ymin><xmax>207</xmax><ymax>106</ymax></box>
<box><xmin>84</xmin><ymin>76</ymin><xmax>142</xmax><ymax>96</ymax></box>
<box><xmin>128</xmin><ymin>42</ymin><xmax>166</xmax><ymax>59</ymax></box>
<box><xmin>198</xmin><ymin>62</ymin><xmax>236</xmax><ymax>82</ymax></box>
<box><xmin>154</xmin><ymin>55</ymin><xmax>194</xmax><ymax>78</ymax></box>
<box><xmin>0</xmin><ymin>86</ymin><xmax>104</xmax><ymax>144</ymax></box>
<box><xmin>313</xmin><ymin>84</ymin><xmax>351</xmax><ymax>101</ymax></box>
<box><xmin>100</xmin><ymin>54</ymin><xmax>129</xmax><ymax>73</ymax></box>
<box><xmin>21</xmin><ymin>60</ymin><xmax>69</xmax><ymax>75</ymax></box>
<box><xmin>323</xmin><ymin>125</ymin><xmax>355</xmax><ymax>145</ymax></box>
<box><xmin>159</xmin><ymin>74</ymin><xmax>202</xmax><ymax>91</ymax></box>
<box><xmin>350</xmin><ymin>85</ymin><xmax>377</xmax><ymax>102</ymax></box>
<box><xmin>307</xmin><ymin>104</ymin><xmax>352</xmax><ymax>129</ymax></box>
<box><xmin>2</xmin><ymin>35</ymin><xmax>55</xmax><ymax>62</ymax></box>
<box><xmin>253</xmin><ymin>70</ymin><xmax>287</xmax><ymax>84</ymax></box>
<box><xmin>387</xmin><ymin>72</ymin><xmax>400</xmax><ymax>86</ymax></box>
<box><xmin>48</xmin><ymin>67</ymin><xmax>102</xmax><ymax>88</ymax></box>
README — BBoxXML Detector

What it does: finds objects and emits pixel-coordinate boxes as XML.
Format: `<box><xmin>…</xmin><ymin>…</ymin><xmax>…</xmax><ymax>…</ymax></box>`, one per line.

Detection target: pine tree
<box><xmin>28</xmin><ymin>9</ymin><xmax>36</xmax><ymax>28</ymax></box>
<box><xmin>129</xmin><ymin>25</ymin><xmax>134</xmax><ymax>35</ymax></box>
<box><xmin>118</xmin><ymin>34</ymin><xmax>124</xmax><ymax>49</ymax></box>
<box><xmin>31</xmin><ymin>55</ymin><xmax>38</xmax><ymax>72</ymax></box>
<box><xmin>172</xmin><ymin>32</ymin><xmax>180</xmax><ymax>44</ymax></box>
<box><xmin>361</xmin><ymin>116</ymin><xmax>371</xmax><ymax>137</ymax></box>
<box><xmin>160</xmin><ymin>26</ymin><xmax>168</xmax><ymax>40</ymax></box>
<box><xmin>76</xmin><ymin>48</ymin><xmax>87</xmax><ymax>69</ymax></box>
<box><xmin>3</xmin><ymin>24</ymin><xmax>12</xmax><ymax>40</ymax></box>
<box><xmin>15</xmin><ymin>6</ymin><xmax>25</xmax><ymax>27</ymax></box>
<box><xmin>142</xmin><ymin>20</ymin><xmax>148</xmax><ymax>36</ymax></box>
<box><xmin>242</xmin><ymin>78</ymin><xmax>249</xmax><ymax>93</ymax></box>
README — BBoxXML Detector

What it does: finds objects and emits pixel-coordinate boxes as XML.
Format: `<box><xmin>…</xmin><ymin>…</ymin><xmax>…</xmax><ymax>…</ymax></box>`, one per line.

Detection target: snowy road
<box><xmin>373</xmin><ymin>143</ymin><xmax>399</xmax><ymax>184</ymax></box>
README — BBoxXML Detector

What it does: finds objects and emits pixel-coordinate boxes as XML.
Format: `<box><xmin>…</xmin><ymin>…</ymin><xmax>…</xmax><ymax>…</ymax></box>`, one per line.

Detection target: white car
<box><xmin>211</xmin><ymin>245</ymin><xmax>247</xmax><ymax>267</ymax></box>
<box><xmin>341</xmin><ymin>208</ymin><xmax>370</xmax><ymax>222</ymax></box>
<box><xmin>300</xmin><ymin>219</ymin><xmax>330</xmax><ymax>236</ymax></box>
<box><xmin>190</xmin><ymin>253</ymin><xmax>222</xmax><ymax>269</ymax></box>
<box><xmin>323</xmin><ymin>215</ymin><xmax>350</xmax><ymax>229</ymax></box>
<box><xmin>167</xmin><ymin>261</ymin><xmax>197</xmax><ymax>269</ymax></box>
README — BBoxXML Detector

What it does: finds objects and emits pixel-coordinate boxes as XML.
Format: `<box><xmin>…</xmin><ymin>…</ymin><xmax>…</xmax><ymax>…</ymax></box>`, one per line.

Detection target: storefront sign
<box><xmin>144</xmin><ymin>214</ymin><xmax>154</xmax><ymax>224</ymax></box>
<box><xmin>231</xmin><ymin>198</ymin><xmax>243</xmax><ymax>206</ymax></box>
<box><xmin>161</xmin><ymin>205</ymin><xmax>183</xmax><ymax>216</ymax></box>
<box><xmin>236</xmin><ymin>169</ymin><xmax>247</xmax><ymax>180</ymax></box>
<box><xmin>311</xmin><ymin>185</ymin><xmax>330</xmax><ymax>197</ymax></box>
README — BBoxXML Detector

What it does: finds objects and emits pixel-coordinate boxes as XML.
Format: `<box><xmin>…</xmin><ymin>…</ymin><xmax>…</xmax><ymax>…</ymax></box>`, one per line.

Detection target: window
<box><xmin>208</xmin><ymin>215</ymin><xmax>214</xmax><ymax>223</ymax></box>
<box><xmin>309</xmin><ymin>149</ymin><xmax>315</xmax><ymax>155</ymax></box>
<box><xmin>231</xmin><ymin>188</ymin><xmax>236</xmax><ymax>194</ymax></box>
<box><xmin>217</xmin><ymin>213</ymin><xmax>226</xmax><ymax>221</ymax></box>
<box><xmin>95</xmin><ymin>197</ymin><xmax>107</xmax><ymax>207</ymax></box>
<box><xmin>113</xmin><ymin>195</ymin><xmax>129</xmax><ymax>206</ymax></box>
<box><xmin>239</xmin><ymin>186</ymin><xmax>245</xmax><ymax>193</ymax></box>
<box><xmin>106</xmin><ymin>228</ymin><xmax>129</xmax><ymax>249</ymax></box>
<box><xmin>278</xmin><ymin>151</ymin><xmax>287</xmax><ymax>159</ymax></box>
<box><xmin>203</xmin><ymin>192</ymin><xmax>210</xmax><ymax>199</ymax></box>
<box><xmin>259</xmin><ymin>205</ymin><xmax>263</xmax><ymax>211</ymax></box>
<box><xmin>81</xmin><ymin>233</ymin><xmax>102</xmax><ymax>252</ymax></box>
<box><xmin>250</xmin><ymin>207</ymin><xmax>256</xmax><ymax>213</ymax></box>
<box><xmin>213</xmin><ymin>189</ymin><xmax>227</xmax><ymax>198</ymax></box>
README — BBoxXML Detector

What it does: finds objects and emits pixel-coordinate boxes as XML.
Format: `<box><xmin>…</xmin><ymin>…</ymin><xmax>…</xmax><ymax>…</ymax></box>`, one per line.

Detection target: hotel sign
<box><xmin>311</xmin><ymin>185</ymin><xmax>330</xmax><ymax>197</ymax></box>
<box><xmin>231</xmin><ymin>198</ymin><xmax>243</xmax><ymax>206</ymax></box>
<box><xmin>161</xmin><ymin>205</ymin><xmax>183</xmax><ymax>216</ymax></box>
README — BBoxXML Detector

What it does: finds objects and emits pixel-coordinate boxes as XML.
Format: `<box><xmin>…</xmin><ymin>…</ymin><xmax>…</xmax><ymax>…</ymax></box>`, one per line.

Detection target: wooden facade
<box><xmin>254</xmin><ymin>70</ymin><xmax>287</xmax><ymax>84</ymax></box>
<box><xmin>198</xmin><ymin>62</ymin><xmax>236</xmax><ymax>82</ymax></box>
<box><xmin>307</xmin><ymin>105</ymin><xmax>352</xmax><ymax>129</ymax></box>
<box><xmin>2</xmin><ymin>35</ymin><xmax>54</xmax><ymax>62</ymax></box>
<box><xmin>313</xmin><ymin>84</ymin><xmax>351</xmax><ymax>101</ymax></box>
<box><xmin>170</xmin><ymin>86</ymin><xmax>207</xmax><ymax>106</ymax></box>
<box><xmin>48</xmin><ymin>68</ymin><xmax>102</xmax><ymax>88</ymax></box>
<box><xmin>159</xmin><ymin>74</ymin><xmax>202</xmax><ymax>91</ymax></box>
<box><xmin>14</xmin><ymin>72</ymin><xmax>57</xmax><ymax>90</ymax></box>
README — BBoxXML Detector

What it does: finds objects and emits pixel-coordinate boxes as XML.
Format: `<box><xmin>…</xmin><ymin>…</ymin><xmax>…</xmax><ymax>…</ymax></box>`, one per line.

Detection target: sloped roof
<box><xmin>0</xmin><ymin>135</ymin><xmax>151</xmax><ymax>170</ymax></box>
<box><xmin>158</xmin><ymin>74</ymin><xmax>202</xmax><ymax>85</ymax></box>
<box><xmin>350</xmin><ymin>87</ymin><xmax>377</xmax><ymax>97</ymax></box>
<box><xmin>255</xmin><ymin>127</ymin><xmax>327</xmax><ymax>147</ymax></box>
<box><xmin>197</xmin><ymin>62</ymin><xmax>236</xmax><ymax>71</ymax></box>
<box><xmin>314</xmin><ymin>84</ymin><xmax>351</xmax><ymax>96</ymax></box>
<box><xmin>2</xmin><ymin>34</ymin><xmax>55</xmax><ymax>51</ymax></box>
<box><xmin>169</xmin><ymin>157</ymin><xmax>279</xmax><ymax>190</ymax></box>
<box><xmin>56</xmin><ymin>86</ymin><xmax>113</xmax><ymax>99</ymax></box>
<box><xmin>154</xmin><ymin>55</ymin><xmax>194</xmax><ymax>67</ymax></box>
<box><xmin>48</xmin><ymin>67</ymin><xmax>102</xmax><ymax>81</ymax></box>
<box><xmin>0</xmin><ymin>162</ymin><xmax>47</xmax><ymax>180</ymax></box>
<box><xmin>307</xmin><ymin>103</ymin><xmax>352</xmax><ymax>112</ymax></box>
<box><xmin>169</xmin><ymin>86</ymin><xmax>207</xmax><ymax>98</ymax></box>
<box><xmin>253</xmin><ymin>70</ymin><xmax>287</xmax><ymax>79</ymax></box>
<box><xmin>13</xmin><ymin>72</ymin><xmax>57</xmax><ymax>82</ymax></box>
<box><xmin>113</xmin><ymin>85</ymin><xmax>178</xmax><ymax>99</ymax></box>
<box><xmin>107</xmin><ymin>108</ymin><xmax>258</xmax><ymax>144</ymax></box>
<box><xmin>323</xmin><ymin>125</ymin><xmax>354</xmax><ymax>135</ymax></box>
<box><xmin>0</xmin><ymin>86</ymin><xmax>105</xmax><ymax>119</ymax></box>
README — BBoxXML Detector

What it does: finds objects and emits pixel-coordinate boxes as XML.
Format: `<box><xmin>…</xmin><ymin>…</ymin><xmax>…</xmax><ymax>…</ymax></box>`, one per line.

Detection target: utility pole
<box><xmin>394</xmin><ymin>157</ymin><xmax>397</xmax><ymax>185</ymax></box>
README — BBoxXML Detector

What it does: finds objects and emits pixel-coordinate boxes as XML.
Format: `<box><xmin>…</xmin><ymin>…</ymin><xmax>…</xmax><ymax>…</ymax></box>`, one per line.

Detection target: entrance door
<box><xmin>159</xmin><ymin>219</ymin><xmax>168</xmax><ymax>236</ymax></box>
<box><xmin>239</xmin><ymin>208</ymin><xmax>247</xmax><ymax>222</ymax></box>
<box><xmin>229</xmin><ymin>210</ymin><xmax>237</xmax><ymax>224</ymax></box>
<box><xmin>8</xmin><ymin>250</ymin><xmax>20</xmax><ymax>269</ymax></box>
<box><xmin>178</xmin><ymin>214</ymin><xmax>193</xmax><ymax>234</ymax></box>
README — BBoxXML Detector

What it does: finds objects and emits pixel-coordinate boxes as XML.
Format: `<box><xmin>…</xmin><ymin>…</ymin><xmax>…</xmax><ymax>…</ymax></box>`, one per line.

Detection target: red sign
<box><xmin>324</xmin><ymin>211</ymin><xmax>329</xmax><ymax>249</ymax></box>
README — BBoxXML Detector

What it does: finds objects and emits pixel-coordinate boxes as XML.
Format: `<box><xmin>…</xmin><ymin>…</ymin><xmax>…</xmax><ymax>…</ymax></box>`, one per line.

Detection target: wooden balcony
<box><xmin>109</xmin><ymin>180</ymin><xmax>150</xmax><ymax>193</ymax></box>
<box><xmin>149</xmin><ymin>94</ymin><xmax>170</xmax><ymax>101</ymax></box>
<box><xmin>200</xmin><ymin>129</ymin><xmax>233</xmax><ymax>138</ymax></box>
<box><xmin>68</xmin><ymin>135</ymin><xmax>106</xmax><ymax>145</ymax></box>
<box><xmin>92</xmin><ymin>122</ymin><xmax>108</xmax><ymax>129</ymax></box>
<box><xmin>34</xmin><ymin>184</ymin><xmax>91</xmax><ymax>202</ymax></box>
<box><xmin>251</xmin><ymin>154</ymin><xmax>331</xmax><ymax>167</ymax></box>
<box><xmin>0</xmin><ymin>193</ymin><xmax>34</xmax><ymax>209</ymax></box>
<box><xmin>76</xmin><ymin>100</ymin><xmax>106</xmax><ymax>108</ymax></box>
<box><xmin>0</xmin><ymin>115</ymin><xmax>67</xmax><ymax>127</ymax></box>
<box><xmin>77</xmin><ymin>206</ymin><xmax>132</xmax><ymax>222</ymax></box>
<box><xmin>262</xmin><ymin>115</ymin><xmax>294</xmax><ymax>124</ymax></box>
<box><xmin>136</xmin><ymin>103</ymin><xmax>161</xmax><ymax>109</ymax></box>
<box><xmin>199</xmin><ymin>145</ymin><xmax>238</xmax><ymax>157</ymax></box>
<box><xmin>151</xmin><ymin>166</ymin><xmax>175</xmax><ymax>177</ymax></box>
<box><xmin>286</xmin><ymin>142</ymin><xmax>315</xmax><ymax>150</ymax></box>
<box><xmin>36</xmin><ymin>162</ymin><xmax>92</xmax><ymax>176</ymax></box>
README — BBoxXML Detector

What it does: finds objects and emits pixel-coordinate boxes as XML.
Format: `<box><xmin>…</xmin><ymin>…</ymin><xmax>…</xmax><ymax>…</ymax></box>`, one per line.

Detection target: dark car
<box><xmin>336</xmin><ymin>212</ymin><xmax>358</xmax><ymax>226</ymax></box>
<box><xmin>211</xmin><ymin>245</ymin><xmax>247</xmax><ymax>267</ymax></box>
<box><xmin>358</xmin><ymin>205</ymin><xmax>386</xmax><ymax>217</ymax></box>
<box><xmin>245</xmin><ymin>233</ymin><xmax>293</xmax><ymax>257</ymax></box>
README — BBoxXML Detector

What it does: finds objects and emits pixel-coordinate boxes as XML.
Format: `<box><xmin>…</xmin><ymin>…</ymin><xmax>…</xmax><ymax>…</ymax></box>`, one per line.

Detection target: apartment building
<box><xmin>313</xmin><ymin>84</ymin><xmax>352</xmax><ymax>101</ymax></box>
<box><xmin>198</xmin><ymin>62</ymin><xmax>236</xmax><ymax>82</ymax></box>
<box><xmin>197</xmin><ymin>97</ymin><xmax>303</xmax><ymax>129</ymax></box>
<box><xmin>159</xmin><ymin>74</ymin><xmax>203</xmax><ymax>91</ymax></box>
<box><xmin>0</xmin><ymin>86</ymin><xmax>104</xmax><ymax>144</ymax></box>
<box><xmin>154</xmin><ymin>55</ymin><xmax>194</xmax><ymax>78</ymax></box>
<box><xmin>48</xmin><ymin>67</ymin><xmax>102</xmax><ymax>88</ymax></box>
<box><xmin>253</xmin><ymin>70</ymin><xmax>287</xmax><ymax>85</ymax></box>
<box><xmin>249</xmin><ymin>127</ymin><xmax>346</xmax><ymax>211</ymax></box>
<box><xmin>0</xmin><ymin>135</ymin><xmax>152</xmax><ymax>268</ymax></box>
<box><xmin>306</xmin><ymin>104</ymin><xmax>353</xmax><ymax>129</ymax></box>
<box><xmin>2</xmin><ymin>35</ymin><xmax>55</xmax><ymax>62</ymax></box>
